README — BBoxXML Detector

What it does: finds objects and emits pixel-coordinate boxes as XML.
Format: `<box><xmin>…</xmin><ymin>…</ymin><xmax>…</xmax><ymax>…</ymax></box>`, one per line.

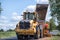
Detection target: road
<box><xmin>0</xmin><ymin>36</ymin><xmax>51</xmax><ymax>40</ymax></box>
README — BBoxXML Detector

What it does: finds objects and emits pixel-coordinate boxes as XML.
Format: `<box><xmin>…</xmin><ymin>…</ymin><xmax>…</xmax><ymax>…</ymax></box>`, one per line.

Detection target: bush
<box><xmin>0</xmin><ymin>29</ymin><xmax>4</xmax><ymax>32</ymax></box>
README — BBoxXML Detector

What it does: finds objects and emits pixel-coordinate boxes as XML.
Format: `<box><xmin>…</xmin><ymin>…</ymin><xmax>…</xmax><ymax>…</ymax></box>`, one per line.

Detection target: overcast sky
<box><xmin>0</xmin><ymin>0</ymin><xmax>51</xmax><ymax>31</ymax></box>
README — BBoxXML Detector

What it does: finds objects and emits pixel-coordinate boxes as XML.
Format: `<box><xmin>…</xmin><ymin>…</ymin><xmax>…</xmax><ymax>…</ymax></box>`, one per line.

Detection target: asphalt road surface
<box><xmin>0</xmin><ymin>36</ymin><xmax>51</xmax><ymax>40</ymax></box>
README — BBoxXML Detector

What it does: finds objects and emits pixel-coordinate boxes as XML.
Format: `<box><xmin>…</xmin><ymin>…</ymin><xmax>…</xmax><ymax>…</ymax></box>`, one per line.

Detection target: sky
<box><xmin>0</xmin><ymin>0</ymin><xmax>51</xmax><ymax>31</ymax></box>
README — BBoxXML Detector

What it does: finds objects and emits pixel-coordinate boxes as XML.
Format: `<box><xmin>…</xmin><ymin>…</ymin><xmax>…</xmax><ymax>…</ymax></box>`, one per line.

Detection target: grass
<box><xmin>51</xmin><ymin>31</ymin><xmax>60</xmax><ymax>40</ymax></box>
<box><xmin>0</xmin><ymin>31</ymin><xmax>16</xmax><ymax>39</ymax></box>
<box><xmin>0</xmin><ymin>31</ymin><xmax>60</xmax><ymax>40</ymax></box>
<box><xmin>51</xmin><ymin>36</ymin><xmax>60</xmax><ymax>40</ymax></box>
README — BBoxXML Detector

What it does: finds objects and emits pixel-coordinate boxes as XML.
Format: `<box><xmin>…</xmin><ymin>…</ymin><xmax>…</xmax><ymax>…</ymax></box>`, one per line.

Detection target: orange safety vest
<box><xmin>45</xmin><ymin>24</ymin><xmax>49</xmax><ymax>29</ymax></box>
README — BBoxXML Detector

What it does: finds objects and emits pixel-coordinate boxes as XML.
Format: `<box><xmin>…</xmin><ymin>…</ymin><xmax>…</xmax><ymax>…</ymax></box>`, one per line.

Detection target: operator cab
<box><xmin>23</xmin><ymin>12</ymin><xmax>35</xmax><ymax>20</ymax></box>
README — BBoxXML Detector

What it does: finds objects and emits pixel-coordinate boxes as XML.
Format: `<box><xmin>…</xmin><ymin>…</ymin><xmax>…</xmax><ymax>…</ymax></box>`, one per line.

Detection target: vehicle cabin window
<box><xmin>25</xmin><ymin>13</ymin><xmax>35</xmax><ymax>20</ymax></box>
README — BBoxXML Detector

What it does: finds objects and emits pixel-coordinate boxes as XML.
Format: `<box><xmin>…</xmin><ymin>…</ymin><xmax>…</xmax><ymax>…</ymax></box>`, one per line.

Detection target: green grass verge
<box><xmin>0</xmin><ymin>31</ymin><xmax>16</xmax><ymax>39</ymax></box>
<box><xmin>51</xmin><ymin>36</ymin><xmax>60</xmax><ymax>40</ymax></box>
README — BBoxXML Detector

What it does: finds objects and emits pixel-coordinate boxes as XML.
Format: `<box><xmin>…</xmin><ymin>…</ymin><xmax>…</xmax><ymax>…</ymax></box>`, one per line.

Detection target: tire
<box><xmin>16</xmin><ymin>33</ymin><xmax>23</xmax><ymax>40</ymax></box>
<box><xmin>40</xmin><ymin>30</ymin><xmax>42</xmax><ymax>38</ymax></box>
<box><xmin>34</xmin><ymin>33</ymin><xmax>40</xmax><ymax>39</ymax></box>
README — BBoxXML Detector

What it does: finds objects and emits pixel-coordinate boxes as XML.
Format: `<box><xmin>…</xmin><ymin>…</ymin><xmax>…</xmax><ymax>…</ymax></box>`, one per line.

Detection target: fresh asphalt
<box><xmin>0</xmin><ymin>36</ymin><xmax>51</xmax><ymax>40</ymax></box>
<box><xmin>0</xmin><ymin>36</ymin><xmax>39</xmax><ymax>40</ymax></box>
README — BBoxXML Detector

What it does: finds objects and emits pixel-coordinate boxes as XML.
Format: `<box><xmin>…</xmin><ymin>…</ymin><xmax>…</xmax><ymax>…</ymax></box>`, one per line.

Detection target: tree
<box><xmin>7</xmin><ymin>29</ymin><xmax>14</xmax><ymax>31</ymax></box>
<box><xmin>0</xmin><ymin>29</ymin><xmax>4</xmax><ymax>32</ymax></box>
<box><xmin>49</xmin><ymin>18</ymin><xmax>56</xmax><ymax>31</ymax></box>
<box><xmin>49</xmin><ymin>0</ymin><xmax>60</xmax><ymax>24</ymax></box>
<box><xmin>0</xmin><ymin>2</ymin><xmax>3</xmax><ymax>15</ymax></box>
<box><xmin>57</xmin><ymin>24</ymin><xmax>60</xmax><ymax>31</ymax></box>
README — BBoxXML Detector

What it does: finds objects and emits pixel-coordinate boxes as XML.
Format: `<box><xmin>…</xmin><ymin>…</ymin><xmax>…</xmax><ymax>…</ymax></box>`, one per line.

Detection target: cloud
<box><xmin>46</xmin><ymin>16</ymin><xmax>52</xmax><ymax>21</ymax></box>
<box><xmin>0</xmin><ymin>20</ymin><xmax>8</xmax><ymax>23</ymax></box>
<box><xmin>11</xmin><ymin>12</ymin><xmax>23</xmax><ymax>21</ymax></box>
<box><xmin>26</xmin><ymin>5</ymin><xmax>36</xmax><ymax>12</ymax></box>
<box><xmin>0</xmin><ymin>16</ymin><xmax>8</xmax><ymax>23</ymax></box>
<box><xmin>23</xmin><ymin>5</ymin><xmax>36</xmax><ymax>12</ymax></box>
<box><xmin>0</xmin><ymin>23</ymin><xmax>16</xmax><ymax>31</ymax></box>
<box><xmin>36</xmin><ymin>0</ymin><xmax>49</xmax><ymax>4</ymax></box>
<box><xmin>0</xmin><ymin>12</ymin><xmax>23</xmax><ymax>30</ymax></box>
<box><xmin>0</xmin><ymin>16</ymin><xmax>7</xmax><ymax>20</ymax></box>
<box><xmin>0</xmin><ymin>15</ymin><xmax>10</xmax><ymax>31</ymax></box>
<box><xmin>19</xmin><ymin>5</ymin><xmax>36</xmax><ymax>15</ymax></box>
<box><xmin>41</xmin><ymin>0</ymin><xmax>48</xmax><ymax>2</ymax></box>
<box><xmin>0</xmin><ymin>12</ymin><xmax>23</xmax><ymax>31</ymax></box>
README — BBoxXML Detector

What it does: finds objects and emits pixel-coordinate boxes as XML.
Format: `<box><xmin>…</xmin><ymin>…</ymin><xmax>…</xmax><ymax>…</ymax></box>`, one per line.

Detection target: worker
<box><xmin>44</xmin><ymin>23</ymin><xmax>50</xmax><ymax>37</ymax></box>
<box><xmin>45</xmin><ymin>23</ymin><xmax>49</xmax><ymax>29</ymax></box>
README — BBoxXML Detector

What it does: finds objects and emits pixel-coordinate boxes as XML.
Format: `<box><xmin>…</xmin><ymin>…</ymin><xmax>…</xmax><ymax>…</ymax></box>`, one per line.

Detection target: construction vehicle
<box><xmin>15</xmin><ymin>4</ymin><xmax>50</xmax><ymax>40</ymax></box>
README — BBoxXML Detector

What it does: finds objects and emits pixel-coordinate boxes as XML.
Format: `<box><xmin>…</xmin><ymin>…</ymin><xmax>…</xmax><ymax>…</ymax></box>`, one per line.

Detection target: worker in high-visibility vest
<box><xmin>44</xmin><ymin>23</ymin><xmax>52</xmax><ymax>37</ymax></box>
<box><xmin>45</xmin><ymin>24</ymin><xmax>49</xmax><ymax>29</ymax></box>
<box><xmin>44</xmin><ymin>23</ymin><xmax>50</xmax><ymax>37</ymax></box>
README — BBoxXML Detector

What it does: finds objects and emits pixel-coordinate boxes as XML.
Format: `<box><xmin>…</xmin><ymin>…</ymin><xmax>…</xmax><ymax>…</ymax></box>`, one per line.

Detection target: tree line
<box><xmin>49</xmin><ymin>0</ymin><xmax>60</xmax><ymax>31</ymax></box>
<box><xmin>0</xmin><ymin>29</ymin><xmax>14</xmax><ymax>32</ymax></box>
